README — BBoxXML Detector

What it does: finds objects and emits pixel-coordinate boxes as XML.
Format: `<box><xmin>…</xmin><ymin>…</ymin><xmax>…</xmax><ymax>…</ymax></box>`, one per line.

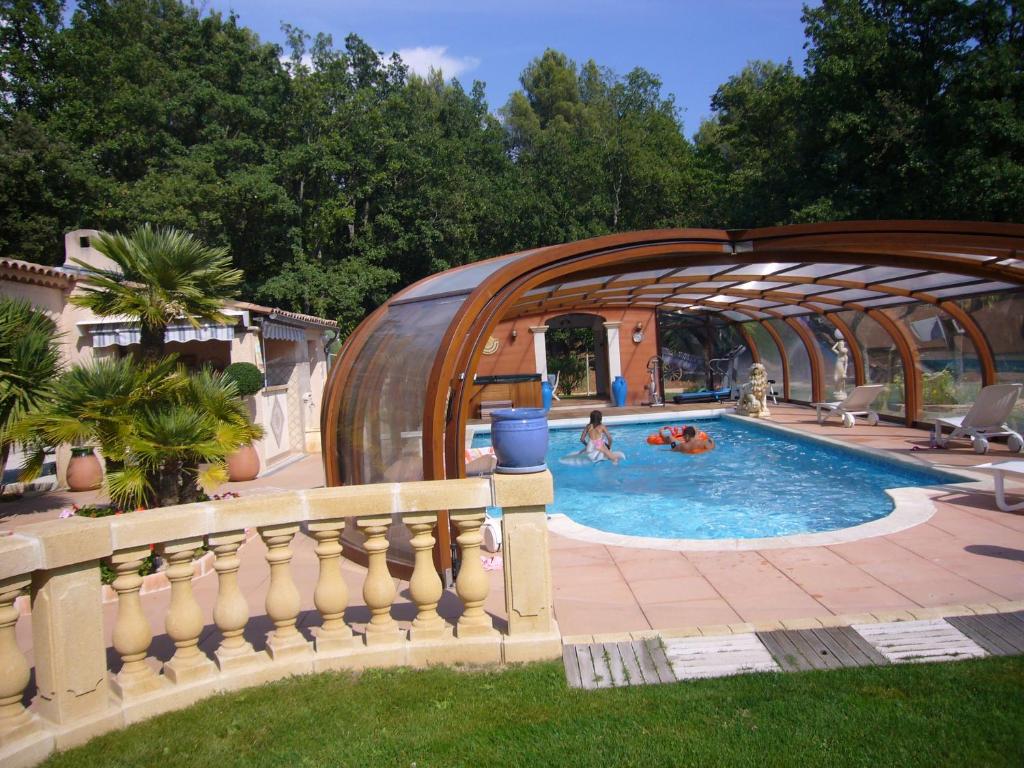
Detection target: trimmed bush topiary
<box><xmin>223</xmin><ymin>362</ymin><xmax>264</xmax><ymax>397</ymax></box>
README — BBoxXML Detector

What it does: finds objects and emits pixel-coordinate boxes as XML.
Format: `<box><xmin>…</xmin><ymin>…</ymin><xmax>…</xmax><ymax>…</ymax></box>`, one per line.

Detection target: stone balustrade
<box><xmin>0</xmin><ymin>471</ymin><xmax>557</xmax><ymax>768</ymax></box>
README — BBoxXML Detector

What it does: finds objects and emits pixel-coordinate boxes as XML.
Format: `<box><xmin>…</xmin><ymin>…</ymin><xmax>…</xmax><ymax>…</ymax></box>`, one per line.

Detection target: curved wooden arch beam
<box><xmin>826</xmin><ymin>312</ymin><xmax>866</xmax><ymax>386</ymax></box>
<box><xmin>784</xmin><ymin>317</ymin><xmax>825</xmax><ymax>403</ymax></box>
<box><xmin>867</xmin><ymin>309</ymin><xmax>922</xmax><ymax>426</ymax></box>
<box><xmin>756</xmin><ymin>320</ymin><xmax>790</xmax><ymax>400</ymax></box>
<box><xmin>938</xmin><ymin>300</ymin><xmax>997</xmax><ymax>386</ymax></box>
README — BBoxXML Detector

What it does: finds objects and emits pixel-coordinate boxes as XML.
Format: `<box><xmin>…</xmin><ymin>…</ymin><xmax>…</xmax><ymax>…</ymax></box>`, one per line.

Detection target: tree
<box><xmin>16</xmin><ymin>357</ymin><xmax>262</xmax><ymax>507</ymax></box>
<box><xmin>69</xmin><ymin>225</ymin><xmax>242</xmax><ymax>360</ymax></box>
<box><xmin>0</xmin><ymin>296</ymin><xmax>62</xmax><ymax>493</ymax></box>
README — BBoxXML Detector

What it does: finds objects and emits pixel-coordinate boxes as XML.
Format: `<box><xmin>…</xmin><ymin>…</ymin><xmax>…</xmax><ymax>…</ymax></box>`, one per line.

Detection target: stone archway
<box><xmin>544</xmin><ymin>312</ymin><xmax>609</xmax><ymax>398</ymax></box>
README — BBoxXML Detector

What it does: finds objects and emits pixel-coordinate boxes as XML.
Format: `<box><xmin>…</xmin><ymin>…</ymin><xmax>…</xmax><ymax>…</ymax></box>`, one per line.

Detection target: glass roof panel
<box><xmin>824</xmin><ymin>289</ymin><xmax>885</xmax><ymax>302</ymax></box>
<box><xmin>775</xmin><ymin>263</ymin><xmax>857</xmax><ymax>279</ymax></box>
<box><xmin>928</xmin><ymin>281</ymin><xmax>1019</xmax><ymax>298</ymax></box>
<box><xmin>670</xmin><ymin>265</ymin><xmax>729</xmax><ymax>278</ymax></box>
<box><xmin>772</xmin><ymin>304</ymin><xmax>813</xmax><ymax>316</ymax></box>
<box><xmin>606</xmin><ymin>268</ymin><xmax>677</xmax><ymax>284</ymax></box>
<box><xmin>731</xmin><ymin>281</ymin><xmax>790</xmax><ymax>291</ymax></box>
<box><xmin>685</xmin><ymin>281</ymin><xmax>730</xmax><ymax>289</ymax></box>
<box><xmin>722</xmin><ymin>310</ymin><xmax>750</xmax><ymax>321</ymax></box>
<box><xmin>399</xmin><ymin>253</ymin><xmax>524</xmax><ymax>300</ymax></box>
<box><xmin>779</xmin><ymin>283</ymin><xmax>840</xmax><ymax>296</ymax></box>
<box><xmin>856</xmin><ymin>295</ymin><xmax>918</xmax><ymax>307</ymax></box>
<box><xmin>881</xmin><ymin>274</ymin><xmax>978</xmax><ymax>291</ymax></box>
<box><xmin>834</xmin><ymin>266</ymin><xmax>923</xmax><ymax>284</ymax></box>
<box><xmin>721</xmin><ymin>262</ymin><xmax>800</xmax><ymax>277</ymax></box>
<box><xmin>742</xmin><ymin>299</ymin><xmax>783</xmax><ymax>308</ymax></box>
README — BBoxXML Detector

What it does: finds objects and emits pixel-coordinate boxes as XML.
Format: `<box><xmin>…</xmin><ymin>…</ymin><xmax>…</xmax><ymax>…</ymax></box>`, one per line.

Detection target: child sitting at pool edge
<box><xmin>581</xmin><ymin>410</ymin><xmax>620</xmax><ymax>464</ymax></box>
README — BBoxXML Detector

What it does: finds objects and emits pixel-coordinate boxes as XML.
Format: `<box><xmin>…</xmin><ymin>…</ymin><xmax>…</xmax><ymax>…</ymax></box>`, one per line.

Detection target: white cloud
<box><xmin>396</xmin><ymin>46</ymin><xmax>480</xmax><ymax>79</ymax></box>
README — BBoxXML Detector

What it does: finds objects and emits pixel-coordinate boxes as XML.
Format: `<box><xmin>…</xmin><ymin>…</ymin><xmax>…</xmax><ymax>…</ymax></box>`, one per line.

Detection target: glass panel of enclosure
<box><xmin>955</xmin><ymin>290</ymin><xmax>1024</xmax><ymax>433</ymax></box>
<box><xmin>882</xmin><ymin>303</ymin><xmax>981</xmax><ymax>425</ymax></box>
<box><xmin>741</xmin><ymin>322</ymin><xmax>783</xmax><ymax>395</ymax></box>
<box><xmin>335</xmin><ymin>294</ymin><xmax>464</xmax><ymax>485</ymax></box>
<box><xmin>657</xmin><ymin>311</ymin><xmax>748</xmax><ymax>395</ymax></box>
<box><xmin>766</xmin><ymin>319</ymin><xmax>813</xmax><ymax>401</ymax></box>
<box><xmin>834</xmin><ymin>310</ymin><xmax>905</xmax><ymax>419</ymax></box>
<box><xmin>795</xmin><ymin>315</ymin><xmax>854</xmax><ymax>398</ymax></box>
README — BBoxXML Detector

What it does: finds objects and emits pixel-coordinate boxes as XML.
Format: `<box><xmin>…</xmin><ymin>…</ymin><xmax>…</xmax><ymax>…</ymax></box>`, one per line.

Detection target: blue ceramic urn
<box><xmin>490</xmin><ymin>408</ymin><xmax>549</xmax><ymax>473</ymax></box>
<box><xmin>541</xmin><ymin>379</ymin><xmax>554</xmax><ymax>411</ymax></box>
<box><xmin>612</xmin><ymin>375</ymin><xmax>628</xmax><ymax>407</ymax></box>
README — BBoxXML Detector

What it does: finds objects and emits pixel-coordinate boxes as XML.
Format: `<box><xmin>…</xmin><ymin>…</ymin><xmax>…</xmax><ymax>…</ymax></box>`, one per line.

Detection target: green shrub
<box><xmin>222</xmin><ymin>362</ymin><xmax>263</xmax><ymax>397</ymax></box>
<box><xmin>549</xmin><ymin>355</ymin><xmax>587</xmax><ymax>396</ymax></box>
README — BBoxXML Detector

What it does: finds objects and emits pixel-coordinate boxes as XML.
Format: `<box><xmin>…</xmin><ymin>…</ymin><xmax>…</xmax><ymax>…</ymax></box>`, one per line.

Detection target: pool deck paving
<box><xmin>6</xmin><ymin>403</ymin><xmax>1024</xmax><ymax>665</ymax></box>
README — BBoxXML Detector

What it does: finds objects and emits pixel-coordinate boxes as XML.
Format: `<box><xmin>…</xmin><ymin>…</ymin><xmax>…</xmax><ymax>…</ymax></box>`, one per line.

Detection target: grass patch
<box><xmin>43</xmin><ymin>656</ymin><xmax>1024</xmax><ymax>767</ymax></box>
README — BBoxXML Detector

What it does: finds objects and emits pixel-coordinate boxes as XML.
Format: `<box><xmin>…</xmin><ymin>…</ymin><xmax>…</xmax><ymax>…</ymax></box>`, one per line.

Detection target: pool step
<box><xmin>561</xmin><ymin>610</ymin><xmax>1024</xmax><ymax>689</ymax></box>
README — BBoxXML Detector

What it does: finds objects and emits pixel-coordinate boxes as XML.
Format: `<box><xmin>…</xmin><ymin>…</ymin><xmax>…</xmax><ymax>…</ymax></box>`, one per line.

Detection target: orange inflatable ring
<box><xmin>646</xmin><ymin>425</ymin><xmax>687</xmax><ymax>445</ymax></box>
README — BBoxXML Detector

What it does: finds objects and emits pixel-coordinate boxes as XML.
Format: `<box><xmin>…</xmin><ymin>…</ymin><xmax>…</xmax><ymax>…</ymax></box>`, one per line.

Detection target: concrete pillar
<box><xmin>529</xmin><ymin>325</ymin><xmax>549</xmax><ymax>378</ymax></box>
<box><xmin>492</xmin><ymin>472</ymin><xmax>560</xmax><ymax>663</ymax></box>
<box><xmin>603</xmin><ymin>322</ymin><xmax>623</xmax><ymax>381</ymax></box>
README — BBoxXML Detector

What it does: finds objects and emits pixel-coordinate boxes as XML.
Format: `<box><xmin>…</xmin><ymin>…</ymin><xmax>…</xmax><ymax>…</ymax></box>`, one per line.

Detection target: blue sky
<box><xmin>205</xmin><ymin>0</ymin><xmax>816</xmax><ymax>134</ymax></box>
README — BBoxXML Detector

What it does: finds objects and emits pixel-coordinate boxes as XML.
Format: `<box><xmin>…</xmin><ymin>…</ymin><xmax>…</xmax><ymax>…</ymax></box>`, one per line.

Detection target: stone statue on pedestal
<box><xmin>736</xmin><ymin>362</ymin><xmax>770</xmax><ymax>418</ymax></box>
<box><xmin>831</xmin><ymin>330</ymin><xmax>849</xmax><ymax>399</ymax></box>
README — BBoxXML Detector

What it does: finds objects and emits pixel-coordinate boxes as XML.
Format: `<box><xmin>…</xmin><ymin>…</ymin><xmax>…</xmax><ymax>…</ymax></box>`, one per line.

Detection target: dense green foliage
<box><xmin>2</xmin><ymin>0</ymin><xmax>1021</xmax><ymax>337</ymax></box>
<box><xmin>222</xmin><ymin>362</ymin><xmax>263</xmax><ymax>397</ymax></box>
<box><xmin>39</xmin><ymin>657</ymin><xmax>1024</xmax><ymax>767</ymax></box>
<box><xmin>0</xmin><ymin>296</ymin><xmax>62</xmax><ymax>491</ymax></box>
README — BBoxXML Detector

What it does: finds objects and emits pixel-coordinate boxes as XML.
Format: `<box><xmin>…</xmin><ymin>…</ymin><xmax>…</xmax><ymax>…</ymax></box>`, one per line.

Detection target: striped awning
<box><xmin>261</xmin><ymin>321</ymin><xmax>307</xmax><ymax>343</ymax></box>
<box><xmin>83</xmin><ymin>321</ymin><xmax>236</xmax><ymax>348</ymax></box>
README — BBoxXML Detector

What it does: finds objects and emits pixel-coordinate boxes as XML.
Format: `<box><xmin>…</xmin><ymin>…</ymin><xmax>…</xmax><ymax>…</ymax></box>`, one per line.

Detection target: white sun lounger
<box><xmin>932</xmin><ymin>383</ymin><xmax>1023</xmax><ymax>455</ymax></box>
<box><xmin>969</xmin><ymin>460</ymin><xmax>1024</xmax><ymax>512</ymax></box>
<box><xmin>813</xmin><ymin>384</ymin><xmax>886</xmax><ymax>428</ymax></box>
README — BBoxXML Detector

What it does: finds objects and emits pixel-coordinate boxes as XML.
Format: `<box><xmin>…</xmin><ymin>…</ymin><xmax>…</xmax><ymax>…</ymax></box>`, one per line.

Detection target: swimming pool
<box><xmin>472</xmin><ymin>415</ymin><xmax>966</xmax><ymax>540</ymax></box>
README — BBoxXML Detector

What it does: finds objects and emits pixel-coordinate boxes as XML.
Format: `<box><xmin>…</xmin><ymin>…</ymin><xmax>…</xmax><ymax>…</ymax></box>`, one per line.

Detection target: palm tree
<box><xmin>16</xmin><ymin>359</ymin><xmax>262</xmax><ymax>508</ymax></box>
<box><xmin>69</xmin><ymin>225</ymin><xmax>243</xmax><ymax>360</ymax></box>
<box><xmin>0</xmin><ymin>297</ymin><xmax>62</xmax><ymax>494</ymax></box>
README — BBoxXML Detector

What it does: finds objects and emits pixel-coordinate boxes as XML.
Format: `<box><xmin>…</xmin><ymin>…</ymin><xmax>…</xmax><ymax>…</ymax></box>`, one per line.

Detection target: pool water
<box><xmin>473</xmin><ymin>416</ymin><xmax>963</xmax><ymax>540</ymax></box>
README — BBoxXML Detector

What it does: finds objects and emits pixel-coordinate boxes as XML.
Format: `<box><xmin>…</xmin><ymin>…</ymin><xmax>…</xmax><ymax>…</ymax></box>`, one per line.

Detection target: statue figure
<box><xmin>831</xmin><ymin>330</ymin><xmax>849</xmax><ymax>399</ymax></box>
<box><xmin>736</xmin><ymin>362</ymin><xmax>770</xmax><ymax>418</ymax></box>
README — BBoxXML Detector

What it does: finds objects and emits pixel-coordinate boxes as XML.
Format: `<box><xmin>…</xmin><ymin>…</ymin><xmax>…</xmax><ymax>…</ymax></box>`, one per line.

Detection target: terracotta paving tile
<box><xmin>629</xmin><ymin>575</ymin><xmax>721</xmax><ymax>605</ymax></box>
<box><xmin>554</xmin><ymin>599</ymin><xmax>650</xmax><ymax>635</ymax></box>
<box><xmin>640</xmin><ymin>598</ymin><xmax>742</xmax><ymax>629</ymax></box>
<box><xmin>613</xmin><ymin>553</ymin><xmax>699</xmax><ymax>581</ymax></box>
<box><xmin>725</xmin><ymin>593</ymin><xmax>829</xmax><ymax>623</ymax></box>
<box><xmin>812</xmin><ymin>584</ymin><xmax>917</xmax><ymax>614</ymax></box>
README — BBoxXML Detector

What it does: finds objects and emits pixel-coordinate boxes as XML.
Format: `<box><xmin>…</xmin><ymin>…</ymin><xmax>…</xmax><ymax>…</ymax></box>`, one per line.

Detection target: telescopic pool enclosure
<box><xmin>323</xmin><ymin>221</ymin><xmax>1024</xmax><ymax>573</ymax></box>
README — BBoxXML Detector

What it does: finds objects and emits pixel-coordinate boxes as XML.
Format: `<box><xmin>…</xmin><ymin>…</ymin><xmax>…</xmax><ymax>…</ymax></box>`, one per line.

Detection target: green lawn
<box><xmin>44</xmin><ymin>657</ymin><xmax>1024</xmax><ymax>767</ymax></box>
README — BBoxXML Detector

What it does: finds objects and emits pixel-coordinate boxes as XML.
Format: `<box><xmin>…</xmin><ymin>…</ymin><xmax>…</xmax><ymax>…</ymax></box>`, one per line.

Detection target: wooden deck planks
<box><xmin>562</xmin><ymin>612</ymin><xmax>1023</xmax><ymax>690</ymax></box>
<box><xmin>946</xmin><ymin>612</ymin><xmax>1024</xmax><ymax>656</ymax></box>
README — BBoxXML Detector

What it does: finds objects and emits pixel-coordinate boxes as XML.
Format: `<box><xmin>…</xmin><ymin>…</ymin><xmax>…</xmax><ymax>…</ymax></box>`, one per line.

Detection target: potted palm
<box><xmin>221</xmin><ymin>362</ymin><xmax>264</xmax><ymax>481</ymax></box>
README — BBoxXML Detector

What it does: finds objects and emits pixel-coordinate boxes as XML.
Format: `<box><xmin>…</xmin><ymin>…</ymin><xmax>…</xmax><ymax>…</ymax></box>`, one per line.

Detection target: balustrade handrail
<box><xmin>0</xmin><ymin>471</ymin><xmax>559</xmax><ymax>768</ymax></box>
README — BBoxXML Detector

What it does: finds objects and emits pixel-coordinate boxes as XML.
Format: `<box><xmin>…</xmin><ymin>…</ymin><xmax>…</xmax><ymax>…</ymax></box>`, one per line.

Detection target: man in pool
<box><xmin>661</xmin><ymin>425</ymin><xmax>715</xmax><ymax>454</ymax></box>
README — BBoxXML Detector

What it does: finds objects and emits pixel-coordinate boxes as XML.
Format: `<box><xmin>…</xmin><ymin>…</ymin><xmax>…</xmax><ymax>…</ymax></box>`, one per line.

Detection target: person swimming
<box><xmin>661</xmin><ymin>425</ymin><xmax>715</xmax><ymax>454</ymax></box>
<box><xmin>581</xmin><ymin>410</ymin><xmax>620</xmax><ymax>464</ymax></box>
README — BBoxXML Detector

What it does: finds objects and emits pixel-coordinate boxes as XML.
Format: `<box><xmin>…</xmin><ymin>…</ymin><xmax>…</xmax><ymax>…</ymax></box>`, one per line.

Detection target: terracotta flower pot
<box><xmin>227</xmin><ymin>444</ymin><xmax>260</xmax><ymax>482</ymax></box>
<box><xmin>67</xmin><ymin>448</ymin><xmax>103</xmax><ymax>492</ymax></box>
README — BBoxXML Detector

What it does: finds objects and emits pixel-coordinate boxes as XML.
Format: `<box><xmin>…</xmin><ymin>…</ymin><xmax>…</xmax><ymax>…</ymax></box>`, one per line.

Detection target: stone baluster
<box><xmin>356</xmin><ymin>516</ymin><xmax>404</xmax><ymax>645</ymax></box>
<box><xmin>208</xmin><ymin>531</ymin><xmax>259</xmax><ymax>670</ymax></box>
<box><xmin>450</xmin><ymin>510</ymin><xmax>496</xmax><ymax>637</ymax></box>
<box><xmin>108</xmin><ymin>547</ymin><xmax>161</xmax><ymax>698</ymax></box>
<box><xmin>259</xmin><ymin>524</ymin><xmax>311</xmax><ymax>659</ymax></box>
<box><xmin>308</xmin><ymin>519</ymin><xmax>357</xmax><ymax>652</ymax></box>
<box><xmin>0</xmin><ymin>576</ymin><xmax>39</xmax><ymax>744</ymax></box>
<box><xmin>402</xmin><ymin>513</ymin><xmax>450</xmax><ymax>641</ymax></box>
<box><xmin>158</xmin><ymin>539</ymin><xmax>216</xmax><ymax>684</ymax></box>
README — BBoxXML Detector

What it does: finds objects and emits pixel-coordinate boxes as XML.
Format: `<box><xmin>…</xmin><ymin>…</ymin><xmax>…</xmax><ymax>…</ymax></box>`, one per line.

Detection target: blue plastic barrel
<box><xmin>490</xmin><ymin>408</ymin><xmax>549</xmax><ymax>474</ymax></box>
<box><xmin>612</xmin><ymin>375</ymin><xmax>628</xmax><ymax>407</ymax></box>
